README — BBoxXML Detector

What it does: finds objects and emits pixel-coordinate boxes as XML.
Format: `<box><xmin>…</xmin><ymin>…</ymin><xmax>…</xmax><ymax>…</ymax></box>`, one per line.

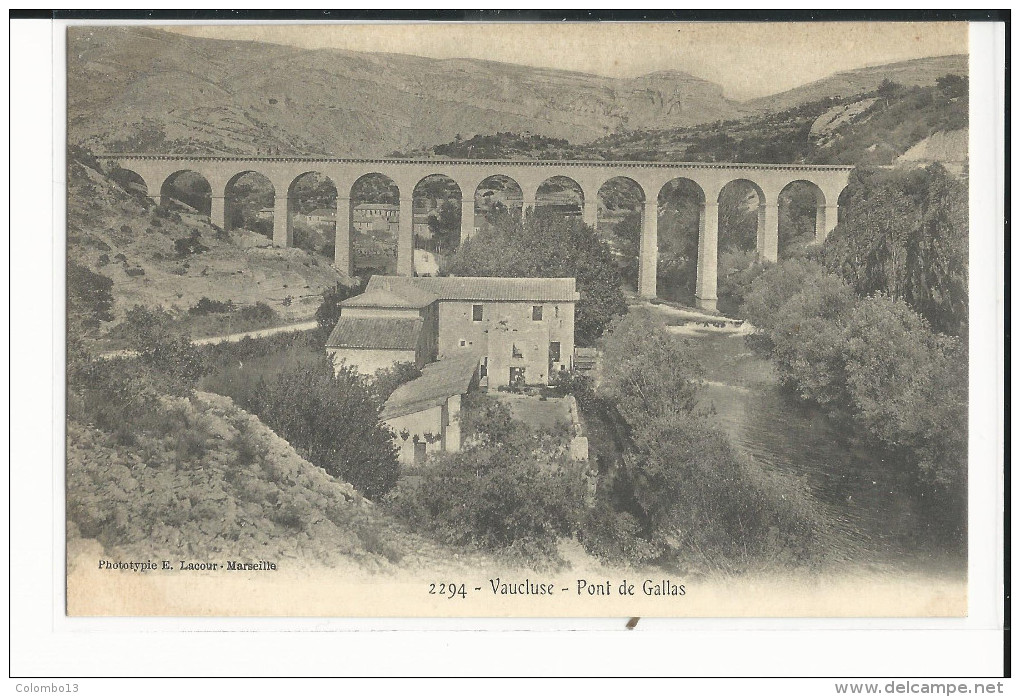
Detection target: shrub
<box><xmin>387</xmin><ymin>422</ymin><xmax>586</xmax><ymax>565</ymax></box>
<box><xmin>240</xmin><ymin>301</ymin><xmax>278</xmax><ymax>324</ymax></box>
<box><xmin>174</xmin><ymin>231</ymin><xmax>209</xmax><ymax>258</ymax></box>
<box><xmin>189</xmin><ymin>297</ymin><xmax>235</xmax><ymax>316</ymax></box>
<box><xmin>67</xmin><ymin>260</ymin><xmax>114</xmax><ymax>328</ymax></box>
<box><xmin>231</xmin><ymin>358</ymin><xmax>399</xmax><ymax>499</ymax></box>
<box><xmin>621</xmin><ymin>412</ymin><xmax>838</xmax><ymax>572</ymax></box>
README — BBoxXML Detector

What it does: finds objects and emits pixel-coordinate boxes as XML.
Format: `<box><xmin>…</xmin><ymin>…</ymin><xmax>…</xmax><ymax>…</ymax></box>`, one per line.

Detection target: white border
<box><xmin>9</xmin><ymin>17</ymin><xmax>1006</xmax><ymax>678</ymax></box>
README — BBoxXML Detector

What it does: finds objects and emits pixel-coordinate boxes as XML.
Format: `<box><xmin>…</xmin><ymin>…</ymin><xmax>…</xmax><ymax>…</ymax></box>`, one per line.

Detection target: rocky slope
<box><xmin>67</xmin><ymin>391</ymin><xmax>498</xmax><ymax>573</ymax></box>
<box><xmin>67</xmin><ymin>150</ymin><xmax>347</xmax><ymax>331</ymax></box>
<box><xmin>68</xmin><ymin>26</ymin><xmax>748</xmax><ymax>156</ymax></box>
<box><xmin>749</xmin><ymin>54</ymin><xmax>968</xmax><ymax>113</ymax></box>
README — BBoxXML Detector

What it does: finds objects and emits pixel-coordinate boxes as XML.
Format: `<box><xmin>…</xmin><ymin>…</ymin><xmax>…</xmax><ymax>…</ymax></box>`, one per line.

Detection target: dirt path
<box><xmin>99</xmin><ymin>320</ymin><xmax>320</xmax><ymax>359</ymax></box>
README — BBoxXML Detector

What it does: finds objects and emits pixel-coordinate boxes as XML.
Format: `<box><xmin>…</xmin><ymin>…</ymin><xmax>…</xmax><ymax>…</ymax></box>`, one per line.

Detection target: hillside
<box><xmin>406</xmin><ymin>75</ymin><xmax>969</xmax><ymax>168</ymax></box>
<box><xmin>67</xmin><ymin>149</ymin><xmax>349</xmax><ymax>338</ymax></box>
<box><xmin>748</xmin><ymin>55</ymin><xmax>968</xmax><ymax>113</ymax></box>
<box><xmin>67</xmin><ymin>390</ymin><xmax>498</xmax><ymax>574</ymax></box>
<box><xmin>68</xmin><ymin>26</ymin><xmax>748</xmax><ymax>156</ymax></box>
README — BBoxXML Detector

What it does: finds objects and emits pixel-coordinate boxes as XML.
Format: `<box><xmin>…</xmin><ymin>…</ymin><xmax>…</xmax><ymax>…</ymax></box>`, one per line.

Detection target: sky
<box><xmin>165</xmin><ymin>21</ymin><xmax>968</xmax><ymax>101</ymax></box>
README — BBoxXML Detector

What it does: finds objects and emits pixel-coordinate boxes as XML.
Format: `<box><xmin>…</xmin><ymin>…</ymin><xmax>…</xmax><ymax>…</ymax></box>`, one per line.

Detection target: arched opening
<box><xmin>597</xmin><ymin>176</ymin><xmax>646</xmax><ymax>293</ymax></box>
<box><xmin>778</xmin><ymin>180</ymin><xmax>825</xmax><ymax>259</ymax></box>
<box><xmin>412</xmin><ymin>175</ymin><xmax>462</xmax><ymax>276</ymax></box>
<box><xmin>160</xmin><ymin>170</ymin><xmax>212</xmax><ymax>217</ymax></box>
<box><xmin>289</xmin><ymin>172</ymin><xmax>338</xmax><ymax>259</ymax></box>
<box><xmin>714</xmin><ymin>179</ymin><xmax>766</xmax><ymax>312</ymax></box>
<box><xmin>225</xmin><ymin>171</ymin><xmax>275</xmax><ymax>240</ymax></box>
<box><xmin>350</xmin><ymin>173</ymin><xmax>401</xmax><ymax>277</ymax></box>
<box><xmin>474</xmin><ymin>175</ymin><xmax>523</xmax><ymax>236</ymax></box>
<box><xmin>535</xmin><ymin>176</ymin><xmax>583</xmax><ymax>218</ymax></box>
<box><xmin>108</xmin><ymin>168</ymin><xmax>147</xmax><ymax>199</ymax></box>
<box><xmin>657</xmin><ymin>178</ymin><xmax>706</xmax><ymax>303</ymax></box>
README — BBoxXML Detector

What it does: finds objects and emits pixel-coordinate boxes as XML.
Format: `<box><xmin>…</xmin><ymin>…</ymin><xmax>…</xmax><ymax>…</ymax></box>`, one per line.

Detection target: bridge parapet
<box><xmin>97</xmin><ymin>153</ymin><xmax>854</xmax><ymax>307</ymax></box>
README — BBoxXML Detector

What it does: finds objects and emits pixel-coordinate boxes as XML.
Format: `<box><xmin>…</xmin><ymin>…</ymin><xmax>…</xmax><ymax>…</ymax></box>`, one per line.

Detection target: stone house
<box><xmin>360</xmin><ymin>275</ymin><xmax>578</xmax><ymax>387</ymax></box>
<box><xmin>325</xmin><ymin>284</ymin><xmax>439</xmax><ymax>376</ymax></box>
<box><xmin>325</xmin><ymin>275</ymin><xmax>578</xmax><ymax>387</ymax></box>
<box><xmin>380</xmin><ymin>353</ymin><xmax>480</xmax><ymax>466</ymax></box>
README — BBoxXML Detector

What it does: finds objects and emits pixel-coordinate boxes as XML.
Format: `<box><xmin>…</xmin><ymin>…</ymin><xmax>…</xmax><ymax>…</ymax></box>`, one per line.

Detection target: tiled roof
<box><xmin>325</xmin><ymin>316</ymin><xmax>422</xmax><ymax>350</ymax></box>
<box><xmin>340</xmin><ymin>284</ymin><xmax>438</xmax><ymax>309</ymax></box>
<box><xmin>366</xmin><ymin>275</ymin><xmax>579</xmax><ymax>302</ymax></box>
<box><xmin>382</xmin><ymin>354</ymin><xmax>480</xmax><ymax>420</ymax></box>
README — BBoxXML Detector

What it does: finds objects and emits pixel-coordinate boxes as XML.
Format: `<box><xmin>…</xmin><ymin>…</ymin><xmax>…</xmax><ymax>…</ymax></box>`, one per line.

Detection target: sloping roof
<box><xmin>382</xmin><ymin>354</ymin><xmax>480</xmax><ymax>420</ymax></box>
<box><xmin>366</xmin><ymin>275</ymin><xmax>580</xmax><ymax>303</ymax></box>
<box><xmin>340</xmin><ymin>284</ymin><xmax>438</xmax><ymax>309</ymax></box>
<box><xmin>325</xmin><ymin>316</ymin><xmax>422</xmax><ymax>350</ymax></box>
<box><xmin>305</xmin><ymin>208</ymin><xmax>336</xmax><ymax>218</ymax></box>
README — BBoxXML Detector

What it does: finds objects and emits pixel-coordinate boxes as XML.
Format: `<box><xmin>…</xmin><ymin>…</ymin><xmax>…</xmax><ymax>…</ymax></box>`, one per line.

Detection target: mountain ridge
<box><xmin>69</xmin><ymin>27</ymin><xmax>968</xmax><ymax>159</ymax></box>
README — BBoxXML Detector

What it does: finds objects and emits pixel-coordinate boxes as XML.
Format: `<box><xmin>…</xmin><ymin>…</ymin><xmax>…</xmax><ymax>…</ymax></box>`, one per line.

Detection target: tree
<box><xmin>121</xmin><ymin>305</ymin><xmax>209</xmax><ymax>390</ymax></box>
<box><xmin>821</xmin><ymin>166</ymin><xmax>968</xmax><ymax>336</ymax></box>
<box><xmin>315</xmin><ymin>279</ymin><xmax>368</xmax><ymax>334</ymax></box>
<box><xmin>598</xmin><ymin>308</ymin><xmax>701</xmax><ymax>421</ymax></box>
<box><xmin>67</xmin><ymin>261</ymin><xmax>114</xmax><ymax>328</ymax></box>
<box><xmin>239</xmin><ymin>358</ymin><xmax>399</xmax><ymax>499</ymax></box>
<box><xmin>447</xmin><ymin>208</ymin><xmax>627</xmax><ymax>345</ymax></box>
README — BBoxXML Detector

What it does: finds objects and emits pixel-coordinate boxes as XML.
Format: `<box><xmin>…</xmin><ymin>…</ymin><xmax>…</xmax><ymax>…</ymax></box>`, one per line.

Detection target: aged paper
<box><xmin>64</xmin><ymin>20</ymin><xmax>975</xmax><ymax>618</ymax></box>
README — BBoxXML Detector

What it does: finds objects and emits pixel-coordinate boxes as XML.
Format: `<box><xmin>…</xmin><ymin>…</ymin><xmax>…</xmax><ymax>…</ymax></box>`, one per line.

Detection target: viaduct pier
<box><xmin>98</xmin><ymin>154</ymin><xmax>854</xmax><ymax>311</ymax></box>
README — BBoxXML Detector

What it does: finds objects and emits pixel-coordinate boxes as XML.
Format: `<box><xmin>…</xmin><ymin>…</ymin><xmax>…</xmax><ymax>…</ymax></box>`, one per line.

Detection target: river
<box><xmin>684</xmin><ymin>329</ymin><xmax>966</xmax><ymax>577</ymax></box>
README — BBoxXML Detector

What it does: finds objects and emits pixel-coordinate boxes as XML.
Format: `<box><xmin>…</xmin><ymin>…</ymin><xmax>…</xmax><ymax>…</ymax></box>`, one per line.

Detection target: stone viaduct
<box><xmin>98</xmin><ymin>154</ymin><xmax>854</xmax><ymax>311</ymax></box>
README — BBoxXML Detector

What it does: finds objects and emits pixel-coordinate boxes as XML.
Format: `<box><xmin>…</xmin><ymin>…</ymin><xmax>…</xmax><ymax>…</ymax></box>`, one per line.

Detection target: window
<box><xmin>510</xmin><ymin>366</ymin><xmax>526</xmax><ymax>385</ymax></box>
<box><xmin>549</xmin><ymin>341</ymin><xmax>561</xmax><ymax>363</ymax></box>
<box><xmin>472</xmin><ymin>304</ymin><xmax>483</xmax><ymax>322</ymax></box>
<box><xmin>459</xmin><ymin>339</ymin><xmax>466</xmax><ymax>347</ymax></box>
<box><xmin>413</xmin><ymin>441</ymin><xmax>427</xmax><ymax>466</ymax></box>
<box><xmin>532</xmin><ymin>305</ymin><xmax>543</xmax><ymax>321</ymax></box>
<box><xmin>479</xmin><ymin>357</ymin><xmax>488</xmax><ymax>378</ymax></box>
<box><xmin>512</xmin><ymin>344</ymin><xmax>523</xmax><ymax>359</ymax></box>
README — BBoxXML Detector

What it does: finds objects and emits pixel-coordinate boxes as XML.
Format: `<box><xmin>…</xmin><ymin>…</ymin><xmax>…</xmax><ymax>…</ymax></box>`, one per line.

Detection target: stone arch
<box><xmin>108</xmin><ymin>168</ymin><xmax>148</xmax><ymax>198</ymax></box>
<box><xmin>412</xmin><ymin>175</ymin><xmax>463</xmax><ymax>273</ymax></box>
<box><xmin>597</xmin><ymin>176</ymin><xmax>647</xmax><ymax>293</ymax></box>
<box><xmin>717</xmin><ymin>178</ymin><xmax>766</xmax><ymax>257</ymax></box>
<box><xmin>160</xmin><ymin>170</ymin><xmax>212</xmax><ymax>217</ymax></box>
<box><xmin>350</xmin><ymin>173</ymin><xmax>402</xmax><ymax>277</ymax></box>
<box><xmin>535</xmin><ymin>175</ymin><xmax>583</xmax><ymax>217</ymax></box>
<box><xmin>288</xmin><ymin>171</ymin><xmax>338</xmax><ymax>258</ymax></box>
<box><xmin>224</xmin><ymin>170</ymin><xmax>275</xmax><ymax>238</ymax></box>
<box><xmin>778</xmin><ymin>180</ymin><xmax>826</xmax><ymax>259</ymax></box>
<box><xmin>474</xmin><ymin>174</ymin><xmax>523</xmax><ymax>236</ymax></box>
<box><xmin>656</xmin><ymin>177</ymin><xmax>707</xmax><ymax>303</ymax></box>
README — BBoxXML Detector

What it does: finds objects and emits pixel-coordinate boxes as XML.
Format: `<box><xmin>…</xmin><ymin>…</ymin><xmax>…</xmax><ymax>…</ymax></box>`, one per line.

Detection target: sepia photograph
<box><xmin>60</xmin><ymin>18</ymin><xmax>981</xmax><ymax>619</ymax></box>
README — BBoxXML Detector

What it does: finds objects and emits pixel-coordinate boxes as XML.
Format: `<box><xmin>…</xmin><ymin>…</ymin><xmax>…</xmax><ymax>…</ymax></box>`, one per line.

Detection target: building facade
<box><xmin>359</xmin><ymin>275</ymin><xmax>578</xmax><ymax>387</ymax></box>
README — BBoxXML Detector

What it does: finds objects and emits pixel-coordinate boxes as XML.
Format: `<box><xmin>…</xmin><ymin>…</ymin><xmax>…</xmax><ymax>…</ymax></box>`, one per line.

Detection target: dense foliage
<box><xmin>447</xmin><ymin>208</ymin><xmax>627</xmax><ymax>345</ymax></box>
<box><xmin>388</xmin><ymin>392</ymin><xmax>587</xmax><ymax>565</ymax></box>
<box><xmin>578</xmin><ymin>310</ymin><xmax>841</xmax><ymax>572</ymax></box>
<box><xmin>67</xmin><ymin>260</ymin><xmax>114</xmax><ymax>328</ymax></box>
<box><xmin>820</xmin><ymin>164</ymin><xmax>968</xmax><ymax>336</ymax></box>
<box><xmin>740</xmin><ymin>260</ymin><xmax>967</xmax><ymax>532</ymax></box>
<box><xmin>227</xmin><ymin>358</ymin><xmax>400</xmax><ymax>500</ymax></box>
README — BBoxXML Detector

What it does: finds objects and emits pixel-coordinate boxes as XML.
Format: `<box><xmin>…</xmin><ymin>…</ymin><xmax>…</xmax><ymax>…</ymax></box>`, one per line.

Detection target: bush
<box><xmin>230</xmin><ymin>358</ymin><xmax>399</xmax><ymax>499</ymax></box>
<box><xmin>67</xmin><ymin>260</ymin><xmax>114</xmax><ymax>328</ymax></box>
<box><xmin>387</xmin><ymin>417</ymin><xmax>586</xmax><ymax>565</ymax></box>
<box><xmin>120</xmin><ymin>305</ymin><xmax>209</xmax><ymax>388</ymax></box>
<box><xmin>174</xmin><ymin>231</ymin><xmax>209</xmax><ymax>258</ymax></box>
<box><xmin>189</xmin><ymin>297</ymin><xmax>235</xmax><ymax>316</ymax></box>
<box><xmin>240</xmin><ymin>301</ymin><xmax>278</xmax><ymax>324</ymax></box>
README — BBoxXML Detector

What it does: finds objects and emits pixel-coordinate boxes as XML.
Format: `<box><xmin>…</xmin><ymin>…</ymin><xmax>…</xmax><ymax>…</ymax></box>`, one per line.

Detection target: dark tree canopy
<box><xmin>447</xmin><ymin>208</ymin><xmax>627</xmax><ymax>346</ymax></box>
